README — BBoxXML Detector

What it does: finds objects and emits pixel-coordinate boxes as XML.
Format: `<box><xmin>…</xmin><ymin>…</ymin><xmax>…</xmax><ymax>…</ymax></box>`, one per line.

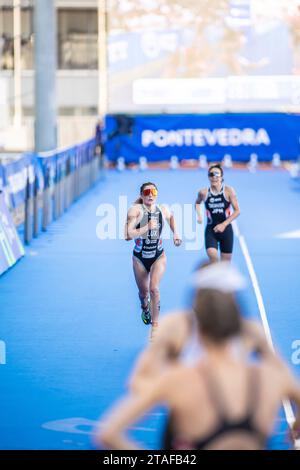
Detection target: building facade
<box><xmin>0</xmin><ymin>0</ymin><xmax>101</xmax><ymax>151</ymax></box>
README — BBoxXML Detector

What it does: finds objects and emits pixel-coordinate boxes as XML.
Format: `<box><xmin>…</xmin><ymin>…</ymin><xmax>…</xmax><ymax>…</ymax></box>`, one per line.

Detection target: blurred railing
<box><xmin>0</xmin><ymin>137</ymin><xmax>103</xmax><ymax>245</ymax></box>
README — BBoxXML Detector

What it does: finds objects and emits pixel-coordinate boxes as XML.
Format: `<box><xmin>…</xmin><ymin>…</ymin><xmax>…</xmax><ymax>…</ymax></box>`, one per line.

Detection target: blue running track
<box><xmin>0</xmin><ymin>168</ymin><xmax>299</xmax><ymax>449</ymax></box>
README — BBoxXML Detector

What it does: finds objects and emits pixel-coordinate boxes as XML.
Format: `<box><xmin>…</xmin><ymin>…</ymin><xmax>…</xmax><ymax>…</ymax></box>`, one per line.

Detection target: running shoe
<box><xmin>141</xmin><ymin>304</ymin><xmax>152</xmax><ymax>325</ymax></box>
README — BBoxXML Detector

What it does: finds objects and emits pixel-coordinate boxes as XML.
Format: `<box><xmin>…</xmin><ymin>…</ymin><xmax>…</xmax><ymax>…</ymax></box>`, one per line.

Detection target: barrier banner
<box><xmin>38</xmin><ymin>154</ymin><xmax>57</xmax><ymax>189</ymax></box>
<box><xmin>105</xmin><ymin>113</ymin><xmax>300</xmax><ymax>163</ymax></box>
<box><xmin>38</xmin><ymin>138</ymin><xmax>96</xmax><ymax>183</ymax></box>
<box><xmin>0</xmin><ymin>166</ymin><xmax>4</xmax><ymax>194</ymax></box>
<box><xmin>0</xmin><ymin>191</ymin><xmax>25</xmax><ymax>276</ymax></box>
<box><xmin>56</xmin><ymin>151</ymin><xmax>68</xmax><ymax>183</ymax></box>
<box><xmin>1</xmin><ymin>154</ymin><xmax>37</xmax><ymax>208</ymax></box>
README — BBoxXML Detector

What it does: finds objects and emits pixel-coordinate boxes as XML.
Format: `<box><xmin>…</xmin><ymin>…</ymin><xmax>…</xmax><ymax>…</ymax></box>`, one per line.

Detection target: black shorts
<box><xmin>205</xmin><ymin>224</ymin><xmax>233</xmax><ymax>254</ymax></box>
<box><xmin>133</xmin><ymin>250</ymin><xmax>164</xmax><ymax>273</ymax></box>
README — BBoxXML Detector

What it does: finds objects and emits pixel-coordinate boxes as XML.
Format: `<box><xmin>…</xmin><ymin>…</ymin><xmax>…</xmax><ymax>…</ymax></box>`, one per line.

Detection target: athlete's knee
<box><xmin>139</xmin><ymin>289</ymin><xmax>149</xmax><ymax>300</ymax></box>
<box><xmin>207</xmin><ymin>250</ymin><xmax>218</xmax><ymax>262</ymax></box>
<box><xmin>150</xmin><ymin>285</ymin><xmax>160</xmax><ymax>299</ymax></box>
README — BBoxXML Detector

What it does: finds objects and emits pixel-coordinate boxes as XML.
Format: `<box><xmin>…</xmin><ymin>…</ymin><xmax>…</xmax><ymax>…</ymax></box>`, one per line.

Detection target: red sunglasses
<box><xmin>142</xmin><ymin>188</ymin><xmax>158</xmax><ymax>197</ymax></box>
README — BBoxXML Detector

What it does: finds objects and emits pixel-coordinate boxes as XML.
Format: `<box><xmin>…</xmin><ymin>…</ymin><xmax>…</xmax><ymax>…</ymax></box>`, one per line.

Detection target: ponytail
<box><xmin>134</xmin><ymin>197</ymin><xmax>143</xmax><ymax>205</ymax></box>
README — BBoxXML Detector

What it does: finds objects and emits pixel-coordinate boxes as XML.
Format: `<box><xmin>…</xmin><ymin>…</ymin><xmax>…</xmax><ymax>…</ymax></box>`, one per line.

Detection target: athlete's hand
<box><xmin>148</xmin><ymin>219</ymin><xmax>158</xmax><ymax>230</ymax></box>
<box><xmin>213</xmin><ymin>223</ymin><xmax>226</xmax><ymax>233</ymax></box>
<box><xmin>197</xmin><ymin>217</ymin><xmax>203</xmax><ymax>224</ymax></box>
<box><xmin>173</xmin><ymin>235</ymin><xmax>182</xmax><ymax>247</ymax></box>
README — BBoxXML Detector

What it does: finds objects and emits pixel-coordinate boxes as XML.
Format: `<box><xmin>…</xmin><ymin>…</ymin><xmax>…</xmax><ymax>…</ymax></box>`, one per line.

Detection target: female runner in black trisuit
<box><xmin>195</xmin><ymin>164</ymin><xmax>240</xmax><ymax>262</ymax></box>
<box><xmin>125</xmin><ymin>182</ymin><xmax>181</xmax><ymax>334</ymax></box>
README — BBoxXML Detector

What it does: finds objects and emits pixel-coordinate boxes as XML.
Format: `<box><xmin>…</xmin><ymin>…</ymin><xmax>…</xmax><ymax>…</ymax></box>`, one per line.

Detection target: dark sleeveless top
<box><xmin>163</xmin><ymin>367</ymin><xmax>267</xmax><ymax>450</ymax></box>
<box><xmin>204</xmin><ymin>185</ymin><xmax>231</xmax><ymax>226</ymax></box>
<box><xmin>133</xmin><ymin>205</ymin><xmax>163</xmax><ymax>258</ymax></box>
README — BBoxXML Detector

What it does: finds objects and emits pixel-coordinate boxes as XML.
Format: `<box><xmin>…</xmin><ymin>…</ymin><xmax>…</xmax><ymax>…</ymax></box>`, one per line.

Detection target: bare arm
<box><xmin>241</xmin><ymin>324</ymin><xmax>300</xmax><ymax>445</ymax></box>
<box><xmin>95</xmin><ymin>373</ymin><xmax>173</xmax><ymax>450</ymax></box>
<box><xmin>224</xmin><ymin>186</ymin><xmax>240</xmax><ymax>227</ymax></box>
<box><xmin>213</xmin><ymin>186</ymin><xmax>241</xmax><ymax>233</ymax></box>
<box><xmin>129</xmin><ymin>311</ymin><xmax>190</xmax><ymax>392</ymax></box>
<box><xmin>161</xmin><ymin>205</ymin><xmax>182</xmax><ymax>246</ymax></box>
<box><xmin>241</xmin><ymin>320</ymin><xmax>275</xmax><ymax>359</ymax></box>
<box><xmin>124</xmin><ymin>206</ymin><xmax>151</xmax><ymax>240</ymax></box>
<box><xmin>281</xmin><ymin>365</ymin><xmax>300</xmax><ymax>441</ymax></box>
<box><xmin>96</xmin><ymin>395</ymin><xmax>151</xmax><ymax>450</ymax></box>
<box><xmin>195</xmin><ymin>189</ymin><xmax>205</xmax><ymax>224</ymax></box>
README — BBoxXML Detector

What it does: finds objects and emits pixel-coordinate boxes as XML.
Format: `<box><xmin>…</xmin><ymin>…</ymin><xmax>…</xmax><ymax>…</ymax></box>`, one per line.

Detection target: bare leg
<box><xmin>221</xmin><ymin>252</ymin><xmax>232</xmax><ymax>262</ymax></box>
<box><xmin>149</xmin><ymin>253</ymin><xmax>167</xmax><ymax>325</ymax></box>
<box><xmin>207</xmin><ymin>247</ymin><xmax>219</xmax><ymax>262</ymax></box>
<box><xmin>133</xmin><ymin>257</ymin><xmax>149</xmax><ymax>309</ymax></box>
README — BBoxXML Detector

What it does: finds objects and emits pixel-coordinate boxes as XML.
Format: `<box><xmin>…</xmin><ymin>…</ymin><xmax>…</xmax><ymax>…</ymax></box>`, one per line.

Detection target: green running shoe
<box><xmin>141</xmin><ymin>304</ymin><xmax>152</xmax><ymax>325</ymax></box>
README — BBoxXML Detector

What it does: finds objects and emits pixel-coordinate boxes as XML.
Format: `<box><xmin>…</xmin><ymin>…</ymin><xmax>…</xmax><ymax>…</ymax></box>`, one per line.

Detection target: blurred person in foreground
<box><xmin>95</xmin><ymin>286</ymin><xmax>300</xmax><ymax>450</ymax></box>
<box><xmin>129</xmin><ymin>261</ymin><xmax>271</xmax><ymax>392</ymax></box>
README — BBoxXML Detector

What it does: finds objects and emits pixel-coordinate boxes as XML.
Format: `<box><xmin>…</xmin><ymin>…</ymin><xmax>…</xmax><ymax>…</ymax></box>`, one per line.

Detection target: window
<box><xmin>0</xmin><ymin>5</ymin><xmax>34</xmax><ymax>71</ymax></box>
<box><xmin>58</xmin><ymin>9</ymin><xmax>98</xmax><ymax>70</ymax></box>
<box><xmin>21</xmin><ymin>7</ymin><xmax>34</xmax><ymax>70</ymax></box>
<box><xmin>1</xmin><ymin>6</ymin><xmax>98</xmax><ymax>71</ymax></box>
<box><xmin>0</xmin><ymin>6</ymin><xmax>14</xmax><ymax>70</ymax></box>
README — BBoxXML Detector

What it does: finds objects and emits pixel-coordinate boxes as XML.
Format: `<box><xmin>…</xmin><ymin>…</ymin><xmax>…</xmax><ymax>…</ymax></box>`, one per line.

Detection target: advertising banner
<box><xmin>0</xmin><ymin>192</ymin><xmax>25</xmax><ymax>276</ymax></box>
<box><xmin>1</xmin><ymin>154</ymin><xmax>37</xmax><ymax>208</ymax></box>
<box><xmin>105</xmin><ymin>113</ymin><xmax>300</xmax><ymax>163</ymax></box>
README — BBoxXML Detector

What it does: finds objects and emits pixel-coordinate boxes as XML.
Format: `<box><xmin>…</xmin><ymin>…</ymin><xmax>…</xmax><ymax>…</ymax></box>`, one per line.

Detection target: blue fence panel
<box><xmin>0</xmin><ymin>192</ymin><xmax>25</xmax><ymax>275</ymax></box>
<box><xmin>0</xmin><ymin>154</ymin><xmax>39</xmax><ymax>208</ymax></box>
